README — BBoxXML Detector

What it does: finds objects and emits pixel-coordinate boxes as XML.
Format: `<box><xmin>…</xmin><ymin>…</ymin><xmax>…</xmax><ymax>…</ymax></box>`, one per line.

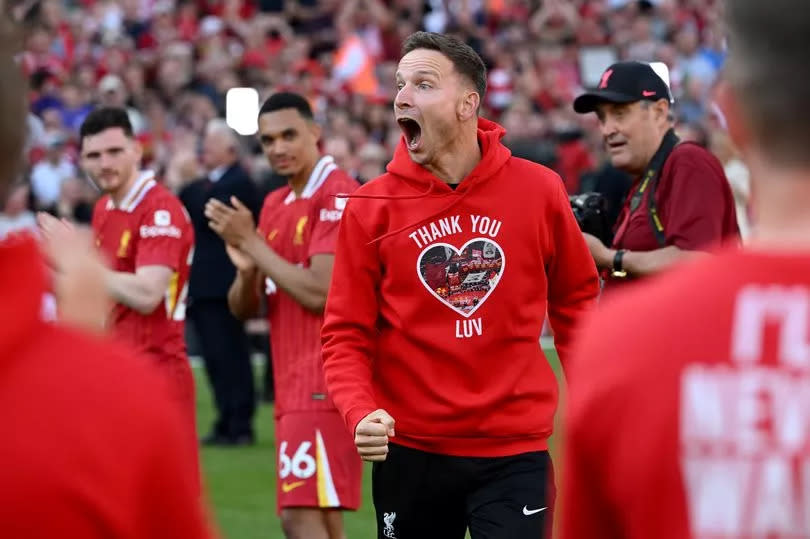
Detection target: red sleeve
<box><xmin>308</xmin><ymin>176</ymin><xmax>358</xmax><ymax>258</ymax></box>
<box><xmin>544</xmin><ymin>175</ymin><xmax>601</xmax><ymax>371</ymax></box>
<box><xmin>135</xmin><ymin>200</ymin><xmax>190</xmax><ymax>270</ymax></box>
<box><xmin>659</xmin><ymin>149</ymin><xmax>733</xmax><ymax>250</ymax></box>
<box><xmin>321</xmin><ymin>203</ymin><xmax>380</xmax><ymax>435</ymax></box>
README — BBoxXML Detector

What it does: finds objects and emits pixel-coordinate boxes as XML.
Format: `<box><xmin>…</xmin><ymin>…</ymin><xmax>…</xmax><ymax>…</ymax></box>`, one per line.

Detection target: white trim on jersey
<box><xmin>283</xmin><ymin>156</ymin><xmax>337</xmax><ymax>205</ymax></box>
<box><xmin>106</xmin><ymin>170</ymin><xmax>157</xmax><ymax>212</ymax></box>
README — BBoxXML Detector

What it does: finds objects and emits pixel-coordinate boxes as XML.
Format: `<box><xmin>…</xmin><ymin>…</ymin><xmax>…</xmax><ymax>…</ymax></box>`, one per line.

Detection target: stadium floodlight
<box><xmin>226</xmin><ymin>87</ymin><xmax>259</xmax><ymax>136</ymax></box>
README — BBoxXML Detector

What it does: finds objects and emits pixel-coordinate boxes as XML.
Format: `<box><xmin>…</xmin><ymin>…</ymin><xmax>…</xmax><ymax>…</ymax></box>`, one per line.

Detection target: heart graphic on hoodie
<box><xmin>417</xmin><ymin>238</ymin><xmax>505</xmax><ymax>318</ymax></box>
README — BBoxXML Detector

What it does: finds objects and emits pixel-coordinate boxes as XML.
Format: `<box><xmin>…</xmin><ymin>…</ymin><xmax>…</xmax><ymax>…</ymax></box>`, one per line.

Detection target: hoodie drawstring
<box><xmin>363</xmin><ymin>184</ymin><xmax>477</xmax><ymax>245</ymax></box>
<box><xmin>335</xmin><ymin>180</ymin><xmax>477</xmax><ymax>246</ymax></box>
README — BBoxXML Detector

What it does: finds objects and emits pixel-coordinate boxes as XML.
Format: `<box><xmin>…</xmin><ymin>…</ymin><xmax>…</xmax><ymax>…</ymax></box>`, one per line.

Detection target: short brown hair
<box><xmin>0</xmin><ymin>14</ymin><xmax>25</xmax><ymax>205</ymax></box>
<box><xmin>725</xmin><ymin>0</ymin><xmax>810</xmax><ymax>166</ymax></box>
<box><xmin>402</xmin><ymin>32</ymin><xmax>487</xmax><ymax>108</ymax></box>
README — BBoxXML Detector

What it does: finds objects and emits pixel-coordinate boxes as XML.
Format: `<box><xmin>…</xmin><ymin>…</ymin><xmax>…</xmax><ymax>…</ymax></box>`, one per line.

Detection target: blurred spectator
<box><xmin>626</xmin><ymin>15</ymin><xmax>657</xmax><ymax>61</ymax></box>
<box><xmin>30</xmin><ymin>132</ymin><xmax>75</xmax><ymax>209</ymax></box>
<box><xmin>165</xmin><ymin>150</ymin><xmax>202</xmax><ymax>194</ymax></box>
<box><xmin>97</xmin><ymin>74</ymin><xmax>146</xmax><ymax>134</ymax></box>
<box><xmin>674</xmin><ymin>22</ymin><xmax>718</xmax><ymax>87</ymax></box>
<box><xmin>355</xmin><ymin>141</ymin><xmax>388</xmax><ymax>184</ymax></box>
<box><xmin>710</xmin><ymin>129</ymin><xmax>752</xmax><ymax>241</ymax></box>
<box><xmin>323</xmin><ymin>136</ymin><xmax>356</xmax><ymax>178</ymax></box>
<box><xmin>0</xmin><ymin>181</ymin><xmax>37</xmax><ymax>239</ymax></box>
<box><xmin>180</xmin><ymin>119</ymin><xmax>260</xmax><ymax>446</ymax></box>
<box><xmin>59</xmin><ymin>83</ymin><xmax>93</xmax><ymax>132</ymax></box>
<box><xmin>51</xmin><ymin>177</ymin><xmax>94</xmax><ymax>225</ymax></box>
<box><xmin>25</xmin><ymin>111</ymin><xmax>46</xmax><ymax>156</ymax></box>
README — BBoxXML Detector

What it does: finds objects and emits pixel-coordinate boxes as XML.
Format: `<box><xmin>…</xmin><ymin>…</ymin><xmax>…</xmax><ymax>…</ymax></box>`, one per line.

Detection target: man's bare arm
<box><xmin>228</xmin><ymin>267</ymin><xmax>261</xmax><ymax>320</ymax></box>
<box><xmin>621</xmin><ymin>246</ymin><xmax>698</xmax><ymax>277</ymax></box>
<box><xmin>105</xmin><ymin>265</ymin><xmax>173</xmax><ymax>315</ymax></box>
<box><xmin>241</xmin><ymin>233</ymin><xmax>334</xmax><ymax>314</ymax></box>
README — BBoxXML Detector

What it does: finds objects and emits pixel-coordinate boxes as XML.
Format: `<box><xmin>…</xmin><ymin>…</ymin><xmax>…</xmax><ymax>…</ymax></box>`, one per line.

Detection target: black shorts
<box><xmin>372</xmin><ymin>443</ymin><xmax>554</xmax><ymax>539</ymax></box>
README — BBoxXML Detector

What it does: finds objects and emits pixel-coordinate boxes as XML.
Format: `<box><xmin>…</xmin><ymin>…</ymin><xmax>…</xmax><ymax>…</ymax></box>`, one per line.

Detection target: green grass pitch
<box><xmin>196</xmin><ymin>345</ymin><xmax>561</xmax><ymax>538</ymax></box>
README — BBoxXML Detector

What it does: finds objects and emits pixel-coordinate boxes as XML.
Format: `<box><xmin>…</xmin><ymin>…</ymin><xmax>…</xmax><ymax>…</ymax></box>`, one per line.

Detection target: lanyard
<box><xmin>612</xmin><ymin>128</ymin><xmax>680</xmax><ymax>248</ymax></box>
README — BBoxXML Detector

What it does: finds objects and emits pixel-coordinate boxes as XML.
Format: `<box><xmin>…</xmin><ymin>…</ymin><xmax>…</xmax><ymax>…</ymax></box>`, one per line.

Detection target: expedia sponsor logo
<box><xmin>140</xmin><ymin>225</ymin><xmax>181</xmax><ymax>238</ymax></box>
<box><xmin>319</xmin><ymin>208</ymin><xmax>343</xmax><ymax>222</ymax></box>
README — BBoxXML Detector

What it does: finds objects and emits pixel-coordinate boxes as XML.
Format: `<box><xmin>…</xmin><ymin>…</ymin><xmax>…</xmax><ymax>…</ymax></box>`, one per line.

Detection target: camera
<box><xmin>570</xmin><ymin>192</ymin><xmax>612</xmax><ymax>246</ymax></box>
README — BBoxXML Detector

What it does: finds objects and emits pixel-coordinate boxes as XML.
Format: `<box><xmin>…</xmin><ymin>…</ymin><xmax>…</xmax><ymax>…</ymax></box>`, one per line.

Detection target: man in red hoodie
<box><xmin>0</xmin><ymin>23</ymin><xmax>212</xmax><ymax>539</ymax></box>
<box><xmin>560</xmin><ymin>2</ymin><xmax>810</xmax><ymax>537</ymax></box>
<box><xmin>321</xmin><ymin>31</ymin><xmax>600</xmax><ymax>538</ymax></box>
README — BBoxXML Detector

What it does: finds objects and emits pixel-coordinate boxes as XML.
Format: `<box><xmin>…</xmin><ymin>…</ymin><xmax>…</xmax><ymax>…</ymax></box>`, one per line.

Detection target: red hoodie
<box><xmin>0</xmin><ymin>234</ymin><xmax>213</xmax><ymax>539</ymax></box>
<box><xmin>322</xmin><ymin>118</ymin><xmax>600</xmax><ymax>457</ymax></box>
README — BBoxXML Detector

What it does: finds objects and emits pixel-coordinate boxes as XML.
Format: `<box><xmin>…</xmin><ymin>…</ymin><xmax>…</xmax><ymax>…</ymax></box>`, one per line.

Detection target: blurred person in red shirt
<box><xmin>561</xmin><ymin>1</ymin><xmax>810</xmax><ymax>537</ymax></box>
<box><xmin>573</xmin><ymin>61</ymin><xmax>739</xmax><ymax>293</ymax></box>
<box><xmin>0</xmin><ymin>21</ymin><xmax>213</xmax><ymax>539</ymax></box>
<box><xmin>206</xmin><ymin>92</ymin><xmax>362</xmax><ymax>539</ymax></box>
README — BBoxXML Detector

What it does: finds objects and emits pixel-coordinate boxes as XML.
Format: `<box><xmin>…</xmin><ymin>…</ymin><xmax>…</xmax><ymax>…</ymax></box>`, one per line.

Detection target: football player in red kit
<box><xmin>43</xmin><ymin>107</ymin><xmax>197</xmax><ymax>447</ymax></box>
<box><xmin>560</xmin><ymin>2</ymin><xmax>810</xmax><ymax>538</ymax></box>
<box><xmin>205</xmin><ymin>92</ymin><xmax>362</xmax><ymax>539</ymax></box>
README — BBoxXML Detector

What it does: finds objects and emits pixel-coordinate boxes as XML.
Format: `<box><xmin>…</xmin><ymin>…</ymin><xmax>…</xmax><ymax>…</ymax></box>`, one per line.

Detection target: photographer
<box><xmin>573</xmin><ymin>62</ymin><xmax>739</xmax><ymax>292</ymax></box>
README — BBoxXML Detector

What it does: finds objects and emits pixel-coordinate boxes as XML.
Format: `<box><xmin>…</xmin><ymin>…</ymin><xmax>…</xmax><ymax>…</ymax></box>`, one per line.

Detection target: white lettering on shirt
<box><xmin>680</xmin><ymin>285</ymin><xmax>810</xmax><ymax>537</ymax></box>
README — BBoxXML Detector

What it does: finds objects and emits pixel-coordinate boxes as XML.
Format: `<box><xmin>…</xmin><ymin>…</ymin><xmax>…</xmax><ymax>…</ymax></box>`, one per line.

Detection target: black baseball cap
<box><xmin>573</xmin><ymin>61</ymin><xmax>673</xmax><ymax>114</ymax></box>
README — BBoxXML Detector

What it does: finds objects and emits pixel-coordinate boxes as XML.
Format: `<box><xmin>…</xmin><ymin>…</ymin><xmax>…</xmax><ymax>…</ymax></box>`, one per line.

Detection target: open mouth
<box><xmin>398</xmin><ymin>117</ymin><xmax>423</xmax><ymax>151</ymax></box>
<box><xmin>607</xmin><ymin>140</ymin><xmax>627</xmax><ymax>152</ymax></box>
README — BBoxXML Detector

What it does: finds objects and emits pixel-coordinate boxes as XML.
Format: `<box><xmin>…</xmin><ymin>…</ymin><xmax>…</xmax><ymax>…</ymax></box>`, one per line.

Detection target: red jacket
<box><xmin>322</xmin><ymin>118</ymin><xmax>600</xmax><ymax>457</ymax></box>
<box><xmin>0</xmin><ymin>234</ymin><xmax>213</xmax><ymax>539</ymax></box>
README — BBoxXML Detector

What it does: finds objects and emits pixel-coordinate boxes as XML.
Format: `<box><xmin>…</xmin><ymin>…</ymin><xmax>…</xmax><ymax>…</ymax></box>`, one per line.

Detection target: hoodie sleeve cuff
<box><xmin>345</xmin><ymin>405</ymin><xmax>377</xmax><ymax>438</ymax></box>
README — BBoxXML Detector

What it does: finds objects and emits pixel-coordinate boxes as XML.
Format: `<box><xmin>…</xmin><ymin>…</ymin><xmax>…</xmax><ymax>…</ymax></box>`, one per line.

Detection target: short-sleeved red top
<box><xmin>256</xmin><ymin>156</ymin><xmax>359</xmax><ymax>417</ymax></box>
<box><xmin>607</xmin><ymin>142</ymin><xmax>740</xmax><ymax>290</ymax></box>
<box><xmin>92</xmin><ymin>171</ymin><xmax>194</xmax><ymax>362</ymax></box>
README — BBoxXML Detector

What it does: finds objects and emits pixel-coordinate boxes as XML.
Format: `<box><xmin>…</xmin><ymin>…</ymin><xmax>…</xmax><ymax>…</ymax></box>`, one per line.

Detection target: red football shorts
<box><xmin>145</xmin><ymin>353</ymin><xmax>200</xmax><ymax>494</ymax></box>
<box><xmin>275</xmin><ymin>410</ymin><xmax>363</xmax><ymax>514</ymax></box>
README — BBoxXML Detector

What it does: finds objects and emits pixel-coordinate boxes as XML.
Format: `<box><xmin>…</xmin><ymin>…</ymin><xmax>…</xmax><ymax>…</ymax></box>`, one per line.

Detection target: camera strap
<box><xmin>616</xmin><ymin>128</ymin><xmax>680</xmax><ymax>247</ymax></box>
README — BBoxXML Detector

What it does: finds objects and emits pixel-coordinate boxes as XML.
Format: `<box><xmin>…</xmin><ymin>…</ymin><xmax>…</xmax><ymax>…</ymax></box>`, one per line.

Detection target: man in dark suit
<box><xmin>181</xmin><ymin>119</ymin><xmax>260</xmax><ymax>446</ymax></box>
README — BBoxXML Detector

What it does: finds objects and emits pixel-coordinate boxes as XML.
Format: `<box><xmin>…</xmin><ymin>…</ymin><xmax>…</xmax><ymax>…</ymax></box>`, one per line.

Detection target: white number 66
<box><xmin>278</xmin><ymin>441</ymin><xmax>316</xmax><ymax>479</ymax></box>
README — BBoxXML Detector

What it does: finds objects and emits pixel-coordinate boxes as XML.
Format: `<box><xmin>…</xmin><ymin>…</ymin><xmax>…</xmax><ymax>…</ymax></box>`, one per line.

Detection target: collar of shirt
<box><xmin>208</xmin><ymin>165</ymin><xmax>230</xmax><ymax>183</ymax></box>
<box><xmin>107</xmin><ymin>170</ymin><xmax>156</xmax><ymax>212</ymax></box>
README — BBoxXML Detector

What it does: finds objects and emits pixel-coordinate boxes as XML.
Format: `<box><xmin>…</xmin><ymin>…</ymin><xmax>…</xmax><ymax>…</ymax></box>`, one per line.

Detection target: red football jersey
<box><xmin>561</xmin><ymin>248</ymin><xmax>810</xmax><ymax>539</ymax></box>
<box><xmin>257</xmin><ymin>156</ymin><xmax>359</xmax><ymax>416</ymax></box>
<box><xmin>92</xmin><ymin>171</ymin><xmax>195</xmax><ymax>362</ymax></box>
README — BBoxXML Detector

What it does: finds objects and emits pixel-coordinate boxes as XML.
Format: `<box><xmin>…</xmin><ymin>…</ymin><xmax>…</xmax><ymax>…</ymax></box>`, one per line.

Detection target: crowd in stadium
<box><xmin>2</xmin><ymin>0</ymin><xmax>748</xmax><ymax>239</ymax></box>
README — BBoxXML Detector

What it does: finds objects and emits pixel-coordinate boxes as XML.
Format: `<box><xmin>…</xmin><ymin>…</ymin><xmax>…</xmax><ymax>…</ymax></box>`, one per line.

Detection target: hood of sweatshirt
<box><xmin>385</xmin><ymin>117</ymin><xmax>512</xmax><ymax>194</ymax></box>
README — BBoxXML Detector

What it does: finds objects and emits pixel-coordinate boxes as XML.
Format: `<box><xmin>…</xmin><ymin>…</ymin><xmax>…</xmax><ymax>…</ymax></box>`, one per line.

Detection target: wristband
<box><xmin>611</xmin><ymin>249</ymin><xmax>627</xmax><ymax>278</ymax></box>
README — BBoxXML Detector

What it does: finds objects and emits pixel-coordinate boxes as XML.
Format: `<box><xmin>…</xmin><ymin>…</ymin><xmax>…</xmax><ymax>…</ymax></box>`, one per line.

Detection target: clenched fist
<box><xmin>355</xmin><ymin>409</ymin><xmax>396</xmax><ymax>462</ymax></box>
